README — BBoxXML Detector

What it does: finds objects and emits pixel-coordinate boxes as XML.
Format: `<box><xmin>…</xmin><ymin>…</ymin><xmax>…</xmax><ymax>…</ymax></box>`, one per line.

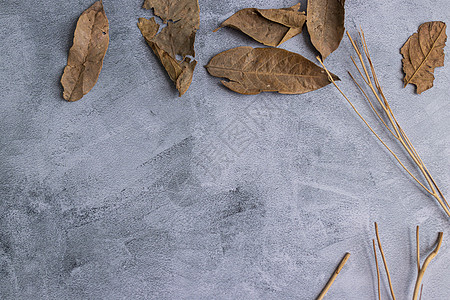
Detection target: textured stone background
<box><xmin>1</xmin><ymin>0</ymin><xmax>449</xmax><ymax>299</ymax></box>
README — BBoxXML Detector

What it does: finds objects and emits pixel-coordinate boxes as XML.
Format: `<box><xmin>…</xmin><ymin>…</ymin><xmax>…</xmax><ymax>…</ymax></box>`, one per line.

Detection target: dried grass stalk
<box><xmin>372</xmin><ymin>239</ymin><xmax>381</xmax><ymax>300</ymax></box>
<box><xmin>317</xmin><ymin>29</ymin><xmax>450</xmax><ymax>218</ymax></box>
<box><xmin>316</xmin><ymin>252</ymin><xmax>351</xmax><ymax>300</ymax></box>
<box><xmin>413</xmin><ymin>227</ymin><xmax>443</xmax><ymax>300</ymax></box>
<box><xmin>370</xmin><ymin>223</ymin><xmax>443</xmax><ymax>300</ymax></box>
<box><xmin>374</xmin><ymin>223</ymin><xmax>396</xmax><ymax>300</ymax></box>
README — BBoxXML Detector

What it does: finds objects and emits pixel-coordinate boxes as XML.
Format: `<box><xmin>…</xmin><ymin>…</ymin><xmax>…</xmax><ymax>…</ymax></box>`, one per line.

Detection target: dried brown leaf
<box><xmin>307</xmin><ymin>0</ymin><xmax>345</xmax><ymax>59</ymax></box>
<box><xmin>401</xmin><ymin>21</ymin><xmax>447</xmax><ymax>94</ymax></box>
<box><xmin>205</xmin><ymin>46</ymin><xmax>339</xmax><ymax>95</ymax></box>
<box><xmin>138</xmin><ymin>18</ymin><xmax>196</xmax><ymax>96</ymax></box>
<box><xmin>61</xmin><ymin>1</ymin><xmax>109</xmax><ymax>102</ymax></box>
<box><xmin>140</xmin><ymin>0</ymin><xmax>199</xmax><ymax>96</ymax></box>
<box><xmin>143</xmin><ymin>0</ymin><xmax>200</xmax><ymax>28</ymax></box>
<box><xmin>214</xmin><ymin>3</ymin><xmax>306</xmax><ymax>47</ymax></box>
<box><xmin>153</xmin><ymin>21</ymin><xmax>197</xmax><ymax>58</ymax></box>
<box><xmin>257</xmin><ymin>3</ymin><xmax>303</xmax><ymax>27</ymax></box>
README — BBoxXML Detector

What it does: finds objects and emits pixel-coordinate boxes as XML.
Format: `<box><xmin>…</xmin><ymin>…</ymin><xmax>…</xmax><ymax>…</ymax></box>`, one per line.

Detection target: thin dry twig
<box><xmin>316</xmin><ymin>29</ymin><xmax>450</xmax><ymax>218</ymax></box>
<box><xmin>416</xmin><ymin>226</ymin><xmax>420</xmax><ymax>274</ymax></box>
<box><xmin>372</xmin><ymin>239</ymin><xmax>381</xmax><ymax>300</ymax></box>
<box><xmin>367</xmin><ymin>224</ymin><xmax>443</xmax><ymax>300</ymax></box>
<box><xmin>316</xmin><ymin>252</ymin><xmax>351</xmax><ymax>300</ymax></box>
<box><xmin>374</xmin><ymin>223</ymin><xmax>396</xmax><ymax>300</ymax></box>
<box><xmin>413</xmin><ymin>227</ymin><xmax>444</xmax><ymax>300</ymax></box>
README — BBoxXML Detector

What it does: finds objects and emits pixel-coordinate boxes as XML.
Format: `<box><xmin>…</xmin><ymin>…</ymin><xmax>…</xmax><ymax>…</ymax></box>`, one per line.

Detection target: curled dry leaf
<box><xmin>139</xmin><ymin>0</ymin><xmax>199</xmax><ymax>96</ymax></box>
<box><xmin>307</xmin><ymin>0</ymin><xmax>345</xmax><ymax>59</ymax></box>
<box><xmin>401</xmin><ymin>21</ymin><xmax>447</xmax><ymax>94</ymax></box>
<box><xmin>61</xmin><ymin>1</ymin><xmax>109</xmax><ymax>102</ymax></box>
<box><xmin>205</xmin><ymin>46</ymin><xmax>339</xmax><ymax>95</ymax></box>
<box><xmin>214</xmin><ymin>3</ymin><xmax>306</xmax><ymax>47</ymax></box>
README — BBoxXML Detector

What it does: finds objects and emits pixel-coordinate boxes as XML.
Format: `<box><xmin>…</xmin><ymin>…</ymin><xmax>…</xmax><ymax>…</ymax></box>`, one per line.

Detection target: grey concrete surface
<box><xmin>1</xmin><ymin>0</ymin><xmax>450</xmax><ymax>299</ymax></box>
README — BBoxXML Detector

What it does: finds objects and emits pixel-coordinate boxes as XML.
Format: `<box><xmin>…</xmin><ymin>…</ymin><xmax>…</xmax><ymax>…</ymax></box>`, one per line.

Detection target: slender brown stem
<box><xmin>348</xmin><ymin>33</ymin><xmax>402</xmax><ymax>141</ymax></box>
<box><xmin>348</xmin><ymin>72</ymin><xmax>397</xmax><ymax>137</ymax></box>
<box><xmin>425</xmin><ymin>169</ymin><xmax>450</xmax><ymax>209</ymax></box>
<box><xmin>350</xmin><ymin>56</ymin><xmax>370</xmax><ymax>85</ymax></box>
<box><xmin>413</xmin><ymin>232</ymin><xmax>444</xmax><ymax>300</ymax></box>
<box><xmin>317</xmin><ymin>57</ymin><xmax>435</xmax><ymax>196</ymax></box>
<box><xmin>374</xmin><ymin>223</ymin><xmax>396</xmax><ymax>300</ymax></box>
<box><xmin>419</xmin><ymin>284</ymin><xmax>423</xmax><ymax>300</ymax></box>
<box><xmin>357</xmin><ymin>29</ymin><xmax>417</xmax><ymax>159</ymax></box>
<box><xmin>416</xmin><ymin>226</ymin><xmax>420</xmax><ymax>274</ymax></box>
<box><xmin>347</xmin><ymin>32</ymin><xmax>371</xmax><ymax>83</ymax></box>
<box><xmin>316</xmin><ymin>253</ymin><xmax>351</xmax><ymax>300</ymax></box>
<box><xmin>373</xmin><ymin>239</ymin><xmax>381</xmax><ymax>300</ymax></box>
<box><xmin>398</xmin><ymin>126</ymin><xmax>422</xmax><ymax>165</ymax></box>
<box><xmin>317</xmin><ymin>28</ymin><xmax>450</xmax><ymax>218</ymax></box>
<box><xmin>358</xmin><ymin>28</ymin><xmax>444</xmax><ymax>206</ymax></box>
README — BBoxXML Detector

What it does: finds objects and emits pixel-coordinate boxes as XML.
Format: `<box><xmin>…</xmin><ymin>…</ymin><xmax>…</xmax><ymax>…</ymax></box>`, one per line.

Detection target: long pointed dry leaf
<box><xmin>61</xmin><ymin>1</ymin><xmax>109</xmax><ymax>102</ymax></box>
<box><xmin>205</xmin><ymin>46</ymin><xmax>339</xmax><ymax>95</ymax></box>
<box><xmin>307</xmin><ymin>0</ymin><xmax>345</xmax><ymax>59</ymax></box>
<box><xmin>214</xmin><ymin>3</ymin><xmax>306</xmax><ymax>47</ymax></box>
<box><xmin>401</xmin><ymin>21</ymin><xmax>447</xmax><ymax>94</ymax></box>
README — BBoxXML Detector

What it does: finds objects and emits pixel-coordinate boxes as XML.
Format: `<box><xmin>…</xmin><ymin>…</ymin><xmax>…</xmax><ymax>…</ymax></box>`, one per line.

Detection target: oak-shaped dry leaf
<box><xmin>214</xmin><ymin>3</ymin><xmax>306</xmax><ymax>47</ymax></box>
<box><xmin>140</xmin><ymin>0</ymin><xmax>199</xmax><ymax>96</ymax></box>
<box><xmin>401</xmin><ymin>21</ymin><xmax>447</xmax><ymax>94</ymax></box>
<box><xmin>205</xmin><ymin>46</ymin><xmax>339</xmax><ymax>95</ymax></box>
<box><xmin>61</xmin><ymin>1</ymin><xmax>109</xmax><ymax>102</ymax></box>
<box><xmin>307</xmin><ymin>0</ymin><xmax>345</xmax><ymax>59</ymax></box>
<box><xmin>138</xmin><ymin>18</ymin><xmax>196</xmax><ymax>96</ymax></box>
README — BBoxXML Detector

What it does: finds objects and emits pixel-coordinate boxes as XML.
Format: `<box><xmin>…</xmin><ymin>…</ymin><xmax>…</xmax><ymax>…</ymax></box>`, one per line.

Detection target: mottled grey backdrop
<box><xmin>1</xmin><ymin>0</ymin><xmax>450</xmax><ymax>299</ymax></box>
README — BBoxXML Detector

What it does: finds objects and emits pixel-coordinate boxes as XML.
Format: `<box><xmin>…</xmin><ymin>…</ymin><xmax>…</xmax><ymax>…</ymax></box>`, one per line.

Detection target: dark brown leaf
<box><xmin>205</xmin><ymin>46</ymin><xmax>339</xmax><ymax>95</ymax></box>
<box><xmin>140</xmin><ymin>0</ymin><xmax>199</xmax><ymax>96</ymax></box>
<box><xmin>214</xmin><ymin>3</ymin><xmax>306</xmax><ymax>47</ymax></box>
<box><xmin>307</xmin><ymin>0</ymin><xmax>345</xmax><ymax>59</ymax></box>
<box><xmin>401</xmin><ymin>21</ymin><xmax>447</xmax><ymax>94</ymax></box>
<box><xmin>61</xmin><ymin>1</ymin><xmax>109</xmax><ymax>102</ymax></box>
